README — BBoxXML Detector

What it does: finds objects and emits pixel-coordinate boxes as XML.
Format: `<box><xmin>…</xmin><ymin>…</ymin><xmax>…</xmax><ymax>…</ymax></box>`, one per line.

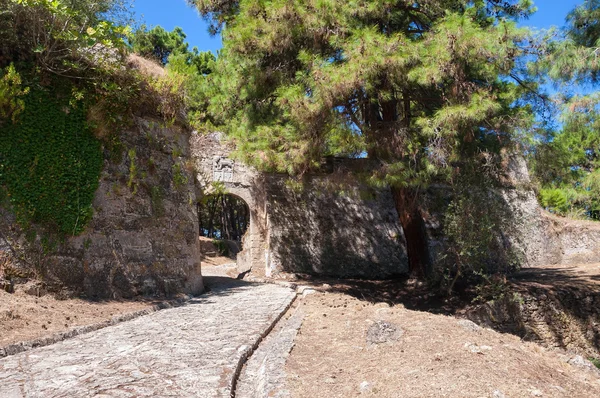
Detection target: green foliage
<box><xmin>526</xmin><ymin>1</ymin><xmax>600</xmax><ymax>221</ymax></box>
<box><xmin>567</xmin><ymin>0</ymin><xmax>600</xmax><ymax>49</ymax></box>
<box><xmin>129</xmin><ymin>25</ymin><xmax>215</xmax><ymax>74</ymax></box>
<box><xmin>590</xmin><ymin>357</ymin><xmax>600</xmax><ymax>369</ymax></box>
<box><xmin>172</xmin><ymin>162</ymin><xmax>188</xmax><ymax>188</ymax></box>
<box><xmin>0</xmin><ymin>64</ymin><xmax>29</xmax><ymax>122</ymax></box>
<box><xmin>1</xmin><ymin>0</ymin><xmax>131</xmax><ymax>77</ymax></box>
<box><xmin>442</xmin><ymin>157</ymin><xmax>522</xmax><ymax>294</ymax></box>
<box><xmin>212</xmin><ymin>239</ymin><xmax>229</xmax><ymax>257</ymax></box>
<box><xmin>0</xmin><ymin>88</ymin><xmax>103</xmax><ymax>236</ymax></box>
<box><xmin>530</xmin><ymin>96</ymin><xmax>600</xmax><ymax>219</ymax></box>
<box><xmin>472</xmin><ymin>272</ymin><xmax>511</xmax><ymax>304</ymax></box>
<box><xmin>192</xmin><ymin>0</ymin><xmax>534</xmax><ymax>182</ymax></box>
<box><xmin>129</xmin><ymin>25</ymin><xmax>188</xmax><ymax>65</ymax></box>
<box><xmin>127</xmin><ymin>148</ymin><xmax>138</xmax><ymax>194</ymax></box>
<box><xmin>539</xmin><ymin>188</ymin><xmax>570</xmax><ymax>214</ymax></box>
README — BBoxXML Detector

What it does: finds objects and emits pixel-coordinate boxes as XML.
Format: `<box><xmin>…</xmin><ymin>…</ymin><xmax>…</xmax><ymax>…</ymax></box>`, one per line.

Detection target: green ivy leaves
<box><xmin>0</xmin><ymin>88</ymin><xmax>102</xmax><ymax>236</ymax></box>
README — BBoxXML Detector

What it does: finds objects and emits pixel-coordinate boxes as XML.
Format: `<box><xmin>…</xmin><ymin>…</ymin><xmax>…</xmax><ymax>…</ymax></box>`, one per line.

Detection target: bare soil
<box><xmin>286</xmin><ymin>290</ymin><xmax>600</xmax><ymax>398</ymax></box>
<box><xmin>199</xmin><ymin>236</ymin><xmax>240</xmax><ymax>277</ymax></box>
<box><xmin>0</xmin><ymin>288</ymin><xmax>152</xmax><ymax>347</ymax></box>
<box><xmin>512</xmin><ymin>262</ymin><xmax>600</xmax><ymax>290</ymax></box>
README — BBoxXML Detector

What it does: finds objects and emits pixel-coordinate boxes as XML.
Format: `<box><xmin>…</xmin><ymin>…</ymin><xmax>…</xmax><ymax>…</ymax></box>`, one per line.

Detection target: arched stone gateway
<box><xmin>190</xmin><ymin>132</ymin><xmax>410</xmax><ymax>278</ymax></box>
<box><xmin>191</xmin><ymin>132</ymin><xmax>269</xmax><ymax>276</ymax></box>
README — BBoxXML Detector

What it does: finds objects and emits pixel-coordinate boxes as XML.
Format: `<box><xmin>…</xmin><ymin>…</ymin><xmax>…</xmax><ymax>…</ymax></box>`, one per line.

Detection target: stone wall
<box><xmin>190</xmin><ymin>132</ymin><xmax>268</xmax><ymax>276</ymax></box>
<box><xmin>467</xmin><ymin>281</ymin><xmax>600</xmax><ymax>358</ymax></box>
<box><xmin>498</xmin><ymin>155</ymin><xmax>600</xmax><ymax>266</ymax></box>
<box><xmin>264</xmin><ymin>172</ymin><xmax>408</xmax><ymax>278</ymax></box>
<box><xmin>421</xmin><ymin>154</ymin><xmax>600</xmax><ymax>272</ymax></box>
<box><xmin>191</xmin><ymin>134</ymin><xmax>409</xmax><ymax>278</ymax></box>
<box><xmin>0</xmin><ymin>118</ymin><xmax>203</xmax><ymax>298</ymax></box>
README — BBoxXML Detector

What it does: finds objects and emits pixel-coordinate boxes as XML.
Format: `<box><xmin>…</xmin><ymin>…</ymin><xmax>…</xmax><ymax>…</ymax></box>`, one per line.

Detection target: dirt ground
<box><xmin>512</xmin><ymin>262</ymin><xmax>600</xmax><ymax>290</ymax></box>
<box><xmin>0</xmin><ymin>288</ymin><xmax>152</xmax><ymax>347</ymax></box>
<box><xmin>286</xmin><ymin>290</ymin><xmax>600</xmax><ymax>398</ymax></box>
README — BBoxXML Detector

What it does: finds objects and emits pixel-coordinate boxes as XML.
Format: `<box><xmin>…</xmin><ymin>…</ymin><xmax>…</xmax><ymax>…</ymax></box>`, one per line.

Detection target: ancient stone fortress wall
<box><xmin>264</xmin><ymin>168</ymin><xmax>408</xmax><ymax>278</ymax></box>
<box><xmin>0</xmin><ymin>118</ymin><xmax>203</xmax><ymax>298</ymax></box>
<box><xmin>422</xmin><ymin>154</ymin><xmax>600</xmax><ymax>269</ymax></box>
<box><xmin>494</xmin><ymin>155</ymin><xmax>600</xmax><ymax>266</ymax></box>
<box><xmin>191</xmin><ymin>133</ymin><xmax>409</xmax><ymax>278</ymax></box>
<box><xmin>6</xmin><ymin>126</ymin><xmax>598</xmax><ymax>298</ymax></box>
<box><xmin>190</xmin><ymin>132</ymin><xmax>269</xmax><ymax>275</ymax></box>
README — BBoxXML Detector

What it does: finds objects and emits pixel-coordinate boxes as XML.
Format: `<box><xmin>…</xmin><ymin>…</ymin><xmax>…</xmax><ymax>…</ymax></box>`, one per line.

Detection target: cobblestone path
<box><xmin>0</xmin><ymin>277</ymin><xmax>296</xmax><ymax>398</ymax></box>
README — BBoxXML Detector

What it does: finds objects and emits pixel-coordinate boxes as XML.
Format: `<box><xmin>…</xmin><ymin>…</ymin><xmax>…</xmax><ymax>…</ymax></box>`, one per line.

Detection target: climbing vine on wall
<box><xmin>0</xmin><ymin>88</ymin><xmax>103</xmax><ymax>236</ymax></box>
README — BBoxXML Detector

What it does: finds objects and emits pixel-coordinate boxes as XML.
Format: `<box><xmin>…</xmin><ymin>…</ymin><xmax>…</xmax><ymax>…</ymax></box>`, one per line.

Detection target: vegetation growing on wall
<box><xmin>0</xmin><ymin>64</ymin><xmax>29</xmax><ymax>122</ymax></box>
<box><xmin>0</xmin><ymin>0</ymin><xmax>210</xmax><ymax>239</ymax></box>
<box><xmin>0</xmin><ymin>88</ymin><xmax>102</xmax><ymax>236</ymax></box>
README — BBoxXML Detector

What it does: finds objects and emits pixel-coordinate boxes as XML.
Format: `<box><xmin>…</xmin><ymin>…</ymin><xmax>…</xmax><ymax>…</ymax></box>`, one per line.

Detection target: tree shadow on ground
<box><xmin>188</xmin><ymin>275</ymin><xmax>264</xmax><ymax>303</ymax></box>
<box><xmin>290</xmin><ymin>274</ymin><xmax>472</xmax><ymax>315</ymax></box>
<box><xmin>511</xmin><ymin>264</ymin><xmax>600</xmax><ymax>291</ymax></box>
<box><xmin>289</xmin><ymin>265</ymin><xmax>600</xmax><ymax>357</ymax></box>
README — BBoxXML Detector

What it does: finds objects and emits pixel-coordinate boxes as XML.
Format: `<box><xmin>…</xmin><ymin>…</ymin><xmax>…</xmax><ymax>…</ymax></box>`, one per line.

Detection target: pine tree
<box><xmin>191</xmin><ymin>0</ymin><xmax>535</xmax><ymax>276</ymax></box>
<box><xmin>530</xmin><ymin>0</ymin><xmax>600</xmax><ymax>219</ymax></box>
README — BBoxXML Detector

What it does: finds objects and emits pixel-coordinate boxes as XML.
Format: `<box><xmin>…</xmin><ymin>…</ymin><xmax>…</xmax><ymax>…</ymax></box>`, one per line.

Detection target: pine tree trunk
<box><xmin>391</xmin><ymin>186</ymin><xmax>429</xmax><ymax>278</ymax></box>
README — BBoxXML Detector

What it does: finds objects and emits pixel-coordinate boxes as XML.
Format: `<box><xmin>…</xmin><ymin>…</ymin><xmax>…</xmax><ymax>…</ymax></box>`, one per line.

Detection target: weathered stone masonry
<box><xmin>192</xmin><ymin>132</ymin><xmax>409</xmax><ymax>278</ymax></box>
<box><xmin>0</xmin><ymin>118</ymin><xmax>203</xmax><ymax>298</ymax></box>
<box><xmin>193</xmin><ymin>133</ymin><xmax>600</xmax><ymax>279</ymax></box>
<box><xmin>4</xmin><ymin>123</ymin><xmax>600</xmax><ymax>298</ymax></box>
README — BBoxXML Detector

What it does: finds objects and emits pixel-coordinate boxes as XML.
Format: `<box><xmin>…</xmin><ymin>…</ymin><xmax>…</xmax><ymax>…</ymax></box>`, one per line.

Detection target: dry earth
<box><xmin>0</xmin><ymin>289</ymin><xmax>152</xmax><ymax>347</ymax></box>
<box><xmin>285</xmin><ymin>291</ymin><xmax>600</xmax><ymax>398</ymax></box>
<box><xmin>0</xmin><ymin>237</ymin><xmax>236</xmax><ymax>350</ymax></box>
<box><xmin>2</xmin><ymin>247</ymin><xmax>600</xmax><ymax>398</ymax></box>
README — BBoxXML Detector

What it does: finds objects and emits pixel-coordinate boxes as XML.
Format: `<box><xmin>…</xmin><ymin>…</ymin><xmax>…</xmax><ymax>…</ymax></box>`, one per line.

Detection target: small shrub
<box><xmin>127</xmin><ymin>149</ymin><xmax>138</xmax><ymax>194</ymax></box>
<box><xmin>212</xmin><ymin>239</ymin><xmax>229</xmax><ymax>257</ymax></box>
<box><xmin>0</xmin><ymin>64</ymin><xmax>29</xmax><ymax>122</ymax></box>
<box><xmin>172</xmin><ymin>163</ymin><xmax>188</xmax><ymax>188</ymax></box>
<box><xmin>539</xmin><ymin>188</ymin><xmax>569</xmax><ymax>214</ymax></box>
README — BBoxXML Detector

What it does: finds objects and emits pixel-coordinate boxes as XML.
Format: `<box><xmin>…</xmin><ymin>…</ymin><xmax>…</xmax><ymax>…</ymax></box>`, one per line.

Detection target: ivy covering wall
<box><xmin>0</xmin><ymin>89</ymin><xmax>102</xmax><ymax>236</ymax></box>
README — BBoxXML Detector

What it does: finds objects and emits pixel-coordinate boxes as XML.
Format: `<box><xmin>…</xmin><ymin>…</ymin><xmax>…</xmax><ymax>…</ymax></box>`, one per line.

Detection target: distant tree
<box><xmin>129</xmin><ymin>25</ymin><xmax>189</xmax><ymax>65</ymax></box>
<box><xmin>191</xmin><ymin>0</ymin><xmax>536</xmax><ymax>277</ymax></box>
<box><xmin>530</xmin><ymin>0</ymin><xmax>600</xmax><ymax>219</ymax></box>
<box><xmin>129</xmin><ymin>25</ymin><xmax>215</xmax><ymax>75</ymax></box>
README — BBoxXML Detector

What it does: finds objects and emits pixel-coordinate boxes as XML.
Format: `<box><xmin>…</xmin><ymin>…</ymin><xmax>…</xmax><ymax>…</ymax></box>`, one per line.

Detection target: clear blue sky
<box><xmin>523</xmin><ymin>0</ymin><xmax>583</xmax><ymax>29</ymax></box>
<box><xmin>131</xmin><ymin>0</ymin><xmax>586</xmax><ymax>55</ymax></box>
<box><xmin>132</xmin><ymin>0</ymin><xmax>221</xmax><ymax>54</ymax></box>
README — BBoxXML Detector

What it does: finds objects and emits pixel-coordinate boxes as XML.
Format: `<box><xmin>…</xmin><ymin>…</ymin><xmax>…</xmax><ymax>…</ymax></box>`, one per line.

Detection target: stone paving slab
<box><xmin>0</xmin><ymin>277</ymin><xmax>296</xmax><ymax>398</ymax></box>
<box><xmin>236</xmin><ymin>307</ymin><xmax>304</xmax><ymax>398</ymax></box>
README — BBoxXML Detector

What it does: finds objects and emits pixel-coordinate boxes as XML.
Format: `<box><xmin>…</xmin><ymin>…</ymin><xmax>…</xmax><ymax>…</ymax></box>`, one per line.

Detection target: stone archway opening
<box><xmin>197</xmin><ymin>193</ymin><xmax>250</xmax><ymax>260</ymax></box>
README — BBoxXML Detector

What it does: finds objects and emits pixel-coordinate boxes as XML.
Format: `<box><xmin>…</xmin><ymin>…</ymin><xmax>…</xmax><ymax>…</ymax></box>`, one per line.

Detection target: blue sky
<box><xmin>132</xmin><ymin>0</ymin><xmax>221</xmax><ymax>54</ymax></box>
<box><xmin>132</xmin><ymin>0</ymin><xmax>586</xmax><ymax>54</ymax></box>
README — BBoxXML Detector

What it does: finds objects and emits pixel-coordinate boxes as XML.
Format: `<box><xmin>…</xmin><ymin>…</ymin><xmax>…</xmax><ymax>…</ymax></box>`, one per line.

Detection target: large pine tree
<box><xmin>191</xmin><ymin>0</ymin><xmax>535</xmax><ymax>276</ymax></box>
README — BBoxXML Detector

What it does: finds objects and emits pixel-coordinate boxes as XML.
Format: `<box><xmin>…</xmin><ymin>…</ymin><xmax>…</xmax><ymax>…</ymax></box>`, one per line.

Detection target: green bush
<box><xmin>212</xmin><ymin>239</ymin><xmax>229</xmax><ymax>257</ymax></box>
<box><xmin>539</xmin><ymin>188</ymin><xmax>570</xmax><ymax>214</ymax></box>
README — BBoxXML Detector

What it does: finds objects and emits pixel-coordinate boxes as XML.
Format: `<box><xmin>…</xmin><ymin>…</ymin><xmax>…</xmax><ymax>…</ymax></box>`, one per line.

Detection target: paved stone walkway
<box><xmin>0</xmin><ymin>277</ymin><xmax>296</xmax><ymax>398</ymax></box>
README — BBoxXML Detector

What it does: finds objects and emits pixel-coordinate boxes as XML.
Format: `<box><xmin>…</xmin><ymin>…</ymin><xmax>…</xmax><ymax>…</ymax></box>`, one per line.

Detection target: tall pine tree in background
<box><xmin>190</xmin><ymin>0</ymin><xmax>535</xmax><ymax>276</ymax></box>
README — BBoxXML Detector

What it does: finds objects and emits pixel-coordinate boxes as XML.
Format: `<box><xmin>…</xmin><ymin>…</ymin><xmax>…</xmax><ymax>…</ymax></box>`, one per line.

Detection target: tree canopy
<box><xmin>191</xmin><ymin>0</ymin><xmax>536</xmax><ymax>276</ymax></box>
<box><xmin>528</xmin><ymin>0</ymin><xmax>600</xmax><ymax>220</ymax></box>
